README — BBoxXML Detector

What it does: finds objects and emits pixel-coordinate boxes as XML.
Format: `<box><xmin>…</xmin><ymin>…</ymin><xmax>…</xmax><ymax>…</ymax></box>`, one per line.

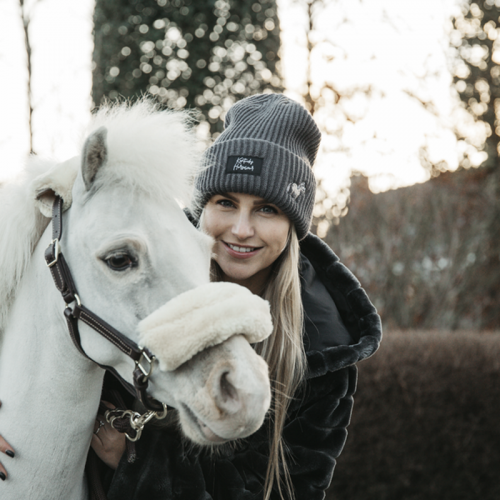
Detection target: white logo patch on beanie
<box><xmin>226</xmin><ymin>155</ymin><xmax>264</xmax><ymax>175</ymax></box>
<box><xmin>287</xmin><ymin>182</ymin><xmax>306</xmax><ymax>200</ymax></box>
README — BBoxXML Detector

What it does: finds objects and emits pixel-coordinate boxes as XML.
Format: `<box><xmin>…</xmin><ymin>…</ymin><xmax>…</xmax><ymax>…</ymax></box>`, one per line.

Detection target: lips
<box><xmin>227</xmin><ymin>243</ymin><xmax>255</xmax><ymax>253</ymax></box>
<box><xmin>181</xmin><ymin>404</ymin><xmax>226</xmax><ymax>444</ymax></box>
<box><xmin>222</xmin><ymin>241</ymin><xmax>262</xmax><ymax>259</ymax></box>
<box><xmin>196</xmin><ymin>418</ymin><xmax>226</xmax><ymax>443</ymax></box>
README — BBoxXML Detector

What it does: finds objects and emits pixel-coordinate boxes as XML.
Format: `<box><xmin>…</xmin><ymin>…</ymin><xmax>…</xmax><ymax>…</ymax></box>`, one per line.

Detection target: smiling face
<box><xmin>201</xmin><ymin>192</ymin><xmax>291</xmax><ymax>294</ymax></box>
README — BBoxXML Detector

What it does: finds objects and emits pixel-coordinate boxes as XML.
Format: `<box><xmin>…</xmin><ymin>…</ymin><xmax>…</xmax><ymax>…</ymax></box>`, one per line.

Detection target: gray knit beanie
<box><xmin>195</xmin><ymin>93</ymin><xmax>321</xmax><ymax>240</ymax></box>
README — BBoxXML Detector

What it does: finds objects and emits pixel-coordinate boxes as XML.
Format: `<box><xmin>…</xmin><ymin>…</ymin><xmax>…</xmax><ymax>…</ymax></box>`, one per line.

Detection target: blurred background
<box><xmin>1</xmin><ymin>0</ymin><xmax>499</xmax><ymax>498</ymax></box>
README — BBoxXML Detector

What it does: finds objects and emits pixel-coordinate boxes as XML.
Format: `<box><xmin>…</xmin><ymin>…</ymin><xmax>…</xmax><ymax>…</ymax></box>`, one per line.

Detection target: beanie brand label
<box><xmin>226</xmin><ymin>156</ymin><xmax>263</xmax><ymax>176</ymax></box>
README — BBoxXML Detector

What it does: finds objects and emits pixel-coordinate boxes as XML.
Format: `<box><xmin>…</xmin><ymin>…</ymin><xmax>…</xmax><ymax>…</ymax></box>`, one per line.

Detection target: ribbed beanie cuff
<box><xmin>195</xmin><ymin>94</ymin><xmax>321</xmax><ymax>240</ymax></box>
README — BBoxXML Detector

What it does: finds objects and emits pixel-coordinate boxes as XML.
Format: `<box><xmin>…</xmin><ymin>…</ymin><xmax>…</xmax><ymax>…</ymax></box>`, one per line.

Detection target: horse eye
<box><xmin>105</xmin><ymin>253</ymin><xmax>136</xmax><ymax>271</ymax></box>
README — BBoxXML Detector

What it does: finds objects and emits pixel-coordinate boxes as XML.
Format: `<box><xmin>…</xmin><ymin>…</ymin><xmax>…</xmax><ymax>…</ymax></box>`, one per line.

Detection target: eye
<box><xmin>105</xmin><ymin>253</ymin><xmax>137</xmax><ymax>272</ymax></box>
<box><xmin>216</xmin><ymin>198</ymin><xmax>236</xmax><ymax>208</ymax></box>
<box><xmin>259</xmin><ymin>205</ymin><xmax>278</xmax><ymax>214</ymax></box>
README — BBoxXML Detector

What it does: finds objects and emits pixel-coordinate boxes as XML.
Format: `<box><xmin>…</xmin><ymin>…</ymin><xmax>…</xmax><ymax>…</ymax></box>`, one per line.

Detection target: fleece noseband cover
<box><xmin>138</xmin><ymin>282</ymin><xmax>273</xmax><ymax>371</ymax></box>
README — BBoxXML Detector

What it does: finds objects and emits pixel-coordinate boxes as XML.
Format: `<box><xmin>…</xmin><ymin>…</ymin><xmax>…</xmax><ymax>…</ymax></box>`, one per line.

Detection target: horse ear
<box><xmin>31</xmin><ymin>157</ymin><xmax>79</xmax><ymax>217</ymax></box>
<box><xmin>81</xmin><ymin>126</ymin><xmax>108</xmax><ymax>191</ymax></box>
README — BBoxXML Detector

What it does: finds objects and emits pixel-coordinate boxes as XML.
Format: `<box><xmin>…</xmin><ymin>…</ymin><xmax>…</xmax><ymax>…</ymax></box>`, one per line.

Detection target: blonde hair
<box><xmin>209</xmin><ymin>226</ymin><xmax>306</xmax><ymax>500</ymax></box>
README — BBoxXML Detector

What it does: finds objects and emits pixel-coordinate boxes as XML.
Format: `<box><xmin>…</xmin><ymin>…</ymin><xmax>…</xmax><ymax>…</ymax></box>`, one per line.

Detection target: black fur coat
<box><xmin>105</xmin><ymin>233</ymin><xmax>382</xmax><ymax>500</ymax></box>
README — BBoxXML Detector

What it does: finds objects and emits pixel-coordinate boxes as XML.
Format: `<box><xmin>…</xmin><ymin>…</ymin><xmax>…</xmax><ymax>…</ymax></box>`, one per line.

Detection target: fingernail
<box><xmin>0</xmin><ymin>472</ymin><xmax>6</xmax><ymax>481</ymax></box>
<box><xmin>6</xmin><ymin>450</ymin><xmax>14</xmax><ymax>458</ymax></box>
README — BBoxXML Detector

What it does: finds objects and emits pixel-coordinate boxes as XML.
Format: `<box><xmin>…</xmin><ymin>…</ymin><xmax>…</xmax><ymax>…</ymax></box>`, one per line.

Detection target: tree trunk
<box><xmin>20</xmin><ymin>0</ymin><xmax>34</xmax><ymax>154</ymax></box>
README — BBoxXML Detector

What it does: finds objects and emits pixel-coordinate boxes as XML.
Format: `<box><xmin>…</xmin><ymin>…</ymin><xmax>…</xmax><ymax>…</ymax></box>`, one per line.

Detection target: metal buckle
<box><xmin>136</xmin><ymin>348</ymin><xmax>155</xmax><ymax>379</ymax></box>
<box><xmin>46</xmin><ymin>239</ymin><xmax>61</xmax><ymax>268</ymax></box>
<box><xmin>105</xmin><ymin>404</ymin><xmax>168</xmax><ymax>442</ymax></box>
<box><xmin>64</xmin><ymin>293</ymin><xmax>82</xmax><ymax>310</ymax></box>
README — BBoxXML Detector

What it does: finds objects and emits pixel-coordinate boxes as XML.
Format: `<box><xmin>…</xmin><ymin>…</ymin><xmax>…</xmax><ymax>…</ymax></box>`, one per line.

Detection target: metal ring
<box><xmin>94</xmin><ymin>419</ymin><xmax>105</xmax><ymax>435</ymax></box>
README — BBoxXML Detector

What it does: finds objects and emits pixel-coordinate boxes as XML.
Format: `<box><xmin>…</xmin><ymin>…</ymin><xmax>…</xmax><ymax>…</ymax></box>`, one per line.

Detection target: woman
<box><xmin>0</xmin><ymin>94</ymin><xmax>382</xmax><ymax>499</ymax></box>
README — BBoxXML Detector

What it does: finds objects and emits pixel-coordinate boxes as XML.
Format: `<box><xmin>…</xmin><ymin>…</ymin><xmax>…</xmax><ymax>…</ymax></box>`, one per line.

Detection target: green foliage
<box><xmin>92</xmin><ymin>0</ymin><xmax>283</xmax><ymax>136</ymax></box>
<box><xmin>453</xmin><ymin>0</ymin><xmax>500</xmax><ymax>165</ymax></box>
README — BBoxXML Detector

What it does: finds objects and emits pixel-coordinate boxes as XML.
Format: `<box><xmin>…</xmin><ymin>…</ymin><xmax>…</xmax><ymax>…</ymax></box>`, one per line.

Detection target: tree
<box><xmin>452</xmin><ymin>0</ymin><xmax>500</xmax><ymax>327</ymax></box>
<box><xmin>325</xmin><ymin>169</ymin><xmax>498</xmax><ymax>329</ymax></box>
<box><xmin>452</xmin><ymin>0</ymin><xmax>500</xmax><ymax>168</ymax></box>
<box><xmin>92</xmin><ymin>0</ymin><xmax>283</xmax><ymax>136</ymax></box>
<box><xmin>19</xmin><ymin>0</ymin><xmax>40</xmax><ymax>154</ymax></box>
<box><xmin>286</xmin><ymin>0</ymin><xmax>378</xmax><ymax>236</ymax></box>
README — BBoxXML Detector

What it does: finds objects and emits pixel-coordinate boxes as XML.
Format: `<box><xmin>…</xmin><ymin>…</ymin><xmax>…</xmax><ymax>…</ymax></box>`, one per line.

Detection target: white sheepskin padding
<box><xmin>138</xmin><ymin>282</ymin><xmax>273</xmax><ymax>371</ymax></box>
<box><xmin>31</xmin><ymin>156</ymin><xmax>79</xmax><ymax>217</ymax></box>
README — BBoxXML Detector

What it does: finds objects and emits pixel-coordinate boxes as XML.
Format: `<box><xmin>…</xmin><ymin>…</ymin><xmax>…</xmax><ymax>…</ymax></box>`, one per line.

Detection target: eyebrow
<box><xmin>220</xmin><ymin>193</ymin><xmax>271</xmax><ymax>206</ymax></box>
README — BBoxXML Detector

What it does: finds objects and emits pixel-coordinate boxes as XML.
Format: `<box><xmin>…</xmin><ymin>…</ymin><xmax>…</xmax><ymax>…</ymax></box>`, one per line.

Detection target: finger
<box><xmin>93</xmin><ymin>419</ymin><xmax>124</xmax><ymax>451</ymax></box>
<box><xmin>96</xmin><ymin>417</ymin><xmax>119</xmax><ymax>443</ymax></box>
<box><xmin>91</xmin><ymin>428</ymin><xmax>126</xmax><ymax>470</ymax></box>
<box><xmin>93</xmin><ymin>417</ymin><xmax>106</xmax><ymax>442</ymax></box>
<box><xmin>91</xmin><ymin>432</ymin><xmax>103</xmax><ymax>451</ymax></box>
<box><xmin>0</xmin><ymin>435</ymin><xmax>15</xmax><ymax>457</ymax></box>
<box><xmin>100</xmin><ymin>400</ymin><xmax>116</xmax><ymax>411</ymax></box>
<box><xmin>0</xmin><ymin>461</ymin><xmax>7</xmax><ymax>480</ymax></box>
<box><xmin>93</xmin><ymin>415</ymin><xmax>118</xmax><ymax>441</ymax></box>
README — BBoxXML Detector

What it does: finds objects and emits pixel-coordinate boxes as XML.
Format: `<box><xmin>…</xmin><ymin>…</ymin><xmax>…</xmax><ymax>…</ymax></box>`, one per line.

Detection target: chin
<box><xmin>219</xmin><ymin>262</ymin><xmax>257</xmax><ymax>282</ymax></box>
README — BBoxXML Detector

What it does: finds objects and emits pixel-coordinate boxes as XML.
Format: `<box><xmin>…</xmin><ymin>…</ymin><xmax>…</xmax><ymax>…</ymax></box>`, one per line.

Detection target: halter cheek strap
<box><xmin>44</xmin><ymin>196</ymin><xmax>166</xmax><ymax>420</ymax></box>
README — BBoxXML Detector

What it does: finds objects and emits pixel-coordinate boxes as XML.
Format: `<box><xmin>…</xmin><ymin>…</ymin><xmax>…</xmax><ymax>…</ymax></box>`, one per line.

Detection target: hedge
<box><xmin>327</xmin><ymin>331</ymin><xmax>500</xmax><ymax>500</ymax></box>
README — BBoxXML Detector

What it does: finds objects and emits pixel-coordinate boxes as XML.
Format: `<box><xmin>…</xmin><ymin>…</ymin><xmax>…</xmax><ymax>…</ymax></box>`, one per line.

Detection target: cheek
<box><xmin>201</xmin><ymin>209</ymin><xmax>222</xmax><ymax>238</ymax></box>
<box><xmin>265</xmin><ymin>221</ymin><xmax>290</xmax><ymax>253</ymax></box>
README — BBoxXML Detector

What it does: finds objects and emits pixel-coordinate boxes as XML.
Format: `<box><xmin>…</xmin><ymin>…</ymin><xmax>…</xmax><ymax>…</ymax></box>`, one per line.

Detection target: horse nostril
<box><xmin>213</xmin><ymin>369</ymin><xmax>241</xmax><ymax>415</ymax></box>
<box><xmin>220</xmin><ymin>371</ymin><xmax>237</xmax><ymax>403</ymax></box>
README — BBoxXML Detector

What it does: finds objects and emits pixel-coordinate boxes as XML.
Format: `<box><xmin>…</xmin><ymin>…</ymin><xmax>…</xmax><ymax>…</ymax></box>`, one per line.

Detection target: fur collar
<box><xmin>300</xmin><ymin>233</ymin><xmax>382</xmax><ymax>378</ymax></box>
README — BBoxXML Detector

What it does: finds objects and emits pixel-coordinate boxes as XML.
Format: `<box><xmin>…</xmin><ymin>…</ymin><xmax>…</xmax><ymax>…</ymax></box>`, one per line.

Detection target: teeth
<box><xmin>227</xmin><ymin>243</ymin><xmax>255</xmax><ymax>253</ymax></box>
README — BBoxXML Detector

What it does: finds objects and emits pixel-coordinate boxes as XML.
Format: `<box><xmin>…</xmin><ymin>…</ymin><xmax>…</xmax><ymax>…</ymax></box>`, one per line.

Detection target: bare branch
<box><xmin>403</xmin><ymin>89</ymin><xmax>440</xmax><ymax>118</ymax></box>
<box><xmin>19</xmin><ymin>0</ymin><xmax>34</xmax><ymax>154</ymax></box>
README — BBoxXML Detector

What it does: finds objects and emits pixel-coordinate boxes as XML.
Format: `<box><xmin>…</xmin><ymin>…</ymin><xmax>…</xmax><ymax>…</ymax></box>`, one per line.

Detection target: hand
<box><xmin>0</xmin><ymin>401</ymin><xmax>16</xmax><ymax>481</ymax></box>
<box><xmin>90</xmin><ymin>401</ymin><xmax>126</xmax><ymax>470</ymax></box>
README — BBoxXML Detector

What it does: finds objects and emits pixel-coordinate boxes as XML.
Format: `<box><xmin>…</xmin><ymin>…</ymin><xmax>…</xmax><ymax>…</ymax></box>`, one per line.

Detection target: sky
<box><xmin>0</xmin><ymin>0</ymin><xmax>473</xmax><ymax>199</ymax></box>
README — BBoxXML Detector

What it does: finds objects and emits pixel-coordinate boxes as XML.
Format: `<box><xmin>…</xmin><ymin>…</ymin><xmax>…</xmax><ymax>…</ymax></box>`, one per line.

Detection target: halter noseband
<box><xmin>44</xmin><ymin>196</ymin><xmax>167</xmax><ymax>439</ymax></box>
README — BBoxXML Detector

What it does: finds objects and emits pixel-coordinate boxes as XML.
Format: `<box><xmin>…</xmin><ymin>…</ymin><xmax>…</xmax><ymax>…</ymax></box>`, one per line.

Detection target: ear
<box><xmin>31</xmin><ymin>157</ymin><xmax>79</xmax><ymax>217</ymax></box>
<box><xmin>82</xmin><ymin>126</ymin><xmax>108</xmax><ymax>191</ymax></box>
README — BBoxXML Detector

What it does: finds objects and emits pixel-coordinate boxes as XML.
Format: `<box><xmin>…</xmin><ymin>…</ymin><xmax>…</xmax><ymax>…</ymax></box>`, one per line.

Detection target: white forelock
<box><xmin>84</xmin><ymin>99</ymin><xmax>202</xmax><ymax>205</ymax></box>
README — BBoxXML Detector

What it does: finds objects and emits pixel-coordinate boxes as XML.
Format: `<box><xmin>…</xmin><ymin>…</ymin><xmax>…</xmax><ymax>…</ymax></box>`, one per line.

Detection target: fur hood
<box><xmin>300</xmin><ymin>233</ymin><xmax>382</xmax><ymax>378</ymax></box>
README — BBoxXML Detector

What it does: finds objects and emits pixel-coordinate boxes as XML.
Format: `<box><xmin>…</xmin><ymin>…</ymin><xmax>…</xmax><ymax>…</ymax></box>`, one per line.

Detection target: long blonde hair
<box><xmin>210</xmin><ymin>226</ymin><xmax>306</xmax><ymax>500</ymax></box>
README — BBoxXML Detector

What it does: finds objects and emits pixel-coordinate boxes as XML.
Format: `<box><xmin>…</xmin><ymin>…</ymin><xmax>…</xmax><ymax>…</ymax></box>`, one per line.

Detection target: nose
<box><xmin>209</xmin><ymin>359</ymin><xmax>270</xmax><ymax>428</ymax></box>
<box><xmin>232</xmin><ymin>212</ymin><xmax>254</xmax><ymax>240</ymax></box>
<box><xmin>190</xmin><ymin>336</ymin><xmax>271</xmax><ymax>441</ymax></box>
<box><xmin>211</xmin><ymin>365</ymin><xmax>242</xmax><ymax>415</ymax></box>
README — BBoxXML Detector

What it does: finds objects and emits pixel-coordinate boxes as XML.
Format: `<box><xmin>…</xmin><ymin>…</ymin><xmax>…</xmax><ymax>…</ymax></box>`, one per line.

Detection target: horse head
<box><xmin>33</xmin><ymin>102</ymin><xmax>271</xmax><ymax>445</ymax></box>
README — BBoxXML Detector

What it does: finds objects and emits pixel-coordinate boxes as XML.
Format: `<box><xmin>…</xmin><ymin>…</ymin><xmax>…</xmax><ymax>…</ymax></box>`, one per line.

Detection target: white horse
<box><xmin>0</xmin><ymin>101</ymin><xmax>271</xmax><ymax>500</ymax></box>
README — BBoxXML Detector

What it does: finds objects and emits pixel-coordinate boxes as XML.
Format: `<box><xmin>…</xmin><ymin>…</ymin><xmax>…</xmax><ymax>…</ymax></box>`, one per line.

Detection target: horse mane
<box><xmin>86</xmin><ymin>99</ymin><xmax>203</xmax><ymax>204</ymax></box>
<box><xmin>0</xmin><ymin>158</ymin><xmax>57</xmax><ymax>334</ymax></box>
<box><xmin>0</xmin><ymin>99</ymin><xmax>203</xmax><ymax>335</ymax></box>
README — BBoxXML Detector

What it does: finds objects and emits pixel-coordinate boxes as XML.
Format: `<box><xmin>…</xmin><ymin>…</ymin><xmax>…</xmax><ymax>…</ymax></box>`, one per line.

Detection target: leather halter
<box><xmin>44</xmin><ymin>196</ymin><xmax>166</xmax><ymax>414</ymax></box>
